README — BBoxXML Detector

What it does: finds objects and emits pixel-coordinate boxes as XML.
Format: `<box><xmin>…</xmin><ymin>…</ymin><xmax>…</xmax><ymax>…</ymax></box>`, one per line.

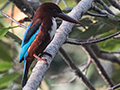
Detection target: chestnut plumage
<box><xmin>19</xmin><ymin>2</ymin><xmax>81</xmax><ymax>87</ymax></box>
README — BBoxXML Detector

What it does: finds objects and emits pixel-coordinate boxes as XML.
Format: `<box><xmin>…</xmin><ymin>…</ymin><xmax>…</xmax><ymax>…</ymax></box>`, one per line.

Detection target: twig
<box><xmin>0</xmin><ymin>10</ymin><xmax>27</xmax><ymax>29</ymax></box>
<box><xmin>108</xmin><ymin>0</ymin><xmax>120</xmax><ymax>10</ymax></box>
<box><xmin>62</xmin><ymin>0</ymin><xmax>68</xmax><ymax>7</ymax></box>
<box><xmin>86</xmin><ymin>11</ymin><xmax>108</xmax><ymax>17</ymax></box>
<box><xmin>101</xmin><ymin>51</ymin><xmax>120</xmax><ymax>54</ymax></box>
<box><xmin>66</xmin><ymin>31</ymin><xmax>120</xmax><ymax>45</ymax></box>
<box><xmin>67</xmin><ymin>38</ymin><xmax>120</xmax><ymax>64</ymax></box>
<box><xmin>96</xmin><ymin>0</ymin><xmax>115</xmax><ymax>15</ymax></box>
<box><xmin>91</xmin><ymin>44</ymin><xmax>120</xmax><ymax>64</ymax></box>
<box><xmin>91</xmin><ymin>3</ymin><xmax>108</xmax><ymax>14</ymax></box>
<box><xmin>109</xmin><ymin>83</ymin><xmax>120</xmax><ymax>90</ymax></box>
<box><xmin>84</xmin><ymin>45</ymin><xmax>114</xmax><ymax>87</ymax></box>
<box><xmin>48</xmin><ymin>61</ymin><xmax>87</xmax><ymax>79</ymax></box>
<box><xmin>82</xmin><ymin>59</ymin><xmax>91</xmax><ymax>75</ymax></box>
<box><xmin>81</xmin><ymin>46</ymin><xmax>92</xmax><ymax>75</ymax></box>
<box><xmin>56</xmin><ymin>0</ymin><xmax>61</xmax><ymax>5</ymax></box>
<box><xmin>59</xmin><ymin>47</ymin><xmax>95</xmax><ymax>90</ymax></box>
<box><xmin>84</xmin><ymin>62</ymin><xmax>91</xmax><ymax>75</ymax></box>
<box><xmin>113</xmin><ymin>35</ymin><xmax>120</xmax><ymax>39</ymax></box>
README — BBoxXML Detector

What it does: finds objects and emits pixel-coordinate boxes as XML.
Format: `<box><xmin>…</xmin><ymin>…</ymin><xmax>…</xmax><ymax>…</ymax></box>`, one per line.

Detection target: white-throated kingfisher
<box><xmin>19</xmin><ymin>2</ymin><xmax>82</xmax><ymax>87</ymax></box>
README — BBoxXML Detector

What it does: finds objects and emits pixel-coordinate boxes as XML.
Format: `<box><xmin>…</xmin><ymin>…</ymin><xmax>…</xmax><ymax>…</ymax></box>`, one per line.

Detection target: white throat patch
<box><xmin>49</xmin><ymin>17</ymin><xmax>57</xmax><ymax>39</ymax></box>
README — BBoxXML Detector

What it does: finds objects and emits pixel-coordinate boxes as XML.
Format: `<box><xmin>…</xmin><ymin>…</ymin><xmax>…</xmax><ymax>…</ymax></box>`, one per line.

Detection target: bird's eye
<box><xmin>53</xmin><ymin>9</ymin><xmax>58</xmax><ymax>13</ymax></box>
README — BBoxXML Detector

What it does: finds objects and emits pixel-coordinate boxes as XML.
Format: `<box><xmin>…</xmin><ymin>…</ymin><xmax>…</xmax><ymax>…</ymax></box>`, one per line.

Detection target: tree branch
<box><xmin>91</xmin><ymin>44</ymin><xmax>120</xmax><ymax>64</ymax></box>
<box><xmin>0</xmin><ymin>10</ymin><xmax>27</xmax><ymax>29</ymax></box>
<box><xmin>86</xmin><ymin>11</ymin><xmax>108</xmax><ymax>17</ymax></box>
<box><xmin>96</xmin><ymin>0</ymin><xmax>115</xmax><ymax>15</ymax></box>
<box><xmin>59</xmin><ymin>47</ymin><xmax>95</xmax><ymax>90</ymax></box>
<box><xmin>108</xmin><ymin>0</ymin><xmax>120</xmax><ymax>10</ymax></box>
<box><xmin>91</xmin><ymin>3</ymin><xmax>108</xmax><ymax>14</ymax></box>
<box><xmin>66</xmin><ymin>38</ymin><xmax>120</xmax><ymax>64</ymax></box>
<box><xmin>66</xmin><ymin>31</ymin><xmax>120</xmax><ymax>45</ymax></box>
<box><xmin>109</xmin><ymin>83</ymin><xmax>120</xmax><ymax>90</ymax></box>
<box><xmin>84</xmin><ymin>45</ymin><xmax>114</xmax><ymax>87</ymax></box>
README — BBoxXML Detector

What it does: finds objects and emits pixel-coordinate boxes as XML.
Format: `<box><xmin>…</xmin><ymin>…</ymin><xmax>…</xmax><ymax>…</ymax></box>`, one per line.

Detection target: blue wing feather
<box><xmin>19</xmin><ymin>21</ymin><xmax>41</xmax><ymax>62</ymax></box>
<box><xmin>21</xmin><ymin>59</ymin><xmax>27</xmax><ymax>87</ymax></box>
<box><xmin>21</xmin><ymin>21</ymin><xmax>33</xmax><ymax>47</ymax></box>
<box><xmin>19</xmin><ymin>21</ymin><xmax>41</xmax><ymax>87</ymax></box>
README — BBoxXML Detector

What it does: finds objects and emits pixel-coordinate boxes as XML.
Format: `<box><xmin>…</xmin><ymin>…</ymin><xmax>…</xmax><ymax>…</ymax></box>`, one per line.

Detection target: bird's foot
<box><xmin>33</xmin><ymin>54</ymin><xmax>47</xmax><ymax>64</ymax></box>
<box><xmin>37</xmin><ymin>58</ymin><xmax>47</xmax><ymax>64</ymax></box>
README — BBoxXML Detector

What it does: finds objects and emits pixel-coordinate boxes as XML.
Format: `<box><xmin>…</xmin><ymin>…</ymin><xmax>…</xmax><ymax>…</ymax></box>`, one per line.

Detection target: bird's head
<box><xmin>33</xmin><ymin>3</ymin><xmax>81</xmax><ymax>24</ymax></box>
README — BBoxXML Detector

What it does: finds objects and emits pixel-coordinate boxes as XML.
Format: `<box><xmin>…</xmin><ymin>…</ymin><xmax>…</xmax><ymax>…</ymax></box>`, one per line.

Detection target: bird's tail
<box><xmin>21</xmin><ymin>60</ymin><xmax>31</xmax><ymax>88</ymax></box>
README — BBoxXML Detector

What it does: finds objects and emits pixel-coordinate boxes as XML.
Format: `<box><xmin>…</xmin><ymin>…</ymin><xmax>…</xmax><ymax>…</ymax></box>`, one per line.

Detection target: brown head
<box><xmin>33</xmin><ymin>3</ymin><xmax>81</xmax><ymax>24</ymax></box>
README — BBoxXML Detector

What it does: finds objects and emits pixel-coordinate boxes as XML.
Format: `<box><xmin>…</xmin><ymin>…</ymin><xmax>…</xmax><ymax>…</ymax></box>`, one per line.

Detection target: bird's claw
<box><xmin>33</xmin><ymin>54</ymin><xmax>48</xmax><ymax>64</ymax></box>
<box><xmin>37</xmin><ymin>58</ymin><xmax>47</xmax><ymax>64</ymax></box>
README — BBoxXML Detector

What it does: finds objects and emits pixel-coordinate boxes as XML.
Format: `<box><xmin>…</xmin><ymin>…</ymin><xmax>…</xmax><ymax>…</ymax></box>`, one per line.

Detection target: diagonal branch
<box><xmin>0</xmin><ymin>10</ymin><xmax>27</xmax><ymax>29</ymax></box>
<box><xmin>86</xmin><ymin>11</ymin><xmax>108</xmax><ymax>17</ymax></box>
<box><xmin>96</xmin><ymin>0</ymin><xmax>115</xmax><ymax>15</ymax></box>
<box><xmin>84</xmin><ymin>45</ymin><xmax>114</xmax><ymax>87</ymax></box>
<box><xmin>109</xmin><ymin>83</ymin><xmax>120</xmax><ymax>90</ymax></box>
<box><xmin>23</xmin><ymin>0</ymin><xmax>94</xmax><ymax>89</ymax></box>
<box><xmin>66</xmin><ymin>31</ymin><xmax>120</xmax><ymax>45</ymax></box>
<box><xmin>91</xmin><ymin>44</ymin><xmax>120</xmax><ymax>64</ymax></box>
<box><xmin>108</xmin><ymin>0</ymin><xmax>120</xmax><ymax>10</ymax></box>
<box><xmin>59</xmin><ymin>47</ymin><xmax>95</xmax><ymax>90</ymax></box>
<box><xmin>91</xmin><ymin>3</ymin><xmax>108</xmax><ymax>14</ymax></box>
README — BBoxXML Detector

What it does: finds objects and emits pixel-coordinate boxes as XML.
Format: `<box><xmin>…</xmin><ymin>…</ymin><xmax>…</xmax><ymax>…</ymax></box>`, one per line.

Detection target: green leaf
<box><xmin>80</xmin><ymin>25</ymin><xmax>99</xmax><ymax>39</ymax></box>
<box><xmin>0</xmin><ymin>26</ymin><xmax>18</xmax><ymax>39</ymax></box>
<box><xmin>59</xmin><ymin>0</ymin><xmax>76</xmax><ymax>9</ymax></box>
<box><xmin>0</xmin><ymin>43</ymin><xmax>12</xmax><ymax>61</ymax></box>
<box><xmin>0</xmin><ymin>73</ymin><xmax>20</xmax><ymax>88</ymax></box>
<box><xmin>108</xmin><ymin>14</ymin><xmax>120</xmax><ymax>22</ymax></box>
<box><xmin>81</xmin><ymin>18</ymin><xmax>93</xmax><ymax>25</ymax></box>
<box><xmin>96</xmin><ymin>17</ymin><xmax>120</xmax><ymax>29</ymax></box>
<box><xmin>0</xmin><ymin>23</ymin><xmax>4</xmax><ymax>28</ymax></box>
<box><xmin>0</xmin><ymin>61</ymin><xmax>13</xmax><ymax>71</ymax></box>
<box><xmin>70</xmin><ymin>17</ymin><xmax>115</xmax><ymax>39</ymax></box>
<box><xmin>97</xmin><ymin>32</ymin><xmax>120</xmax><ymax>51</ymax></box>
<box><xmin>0</xmin><ymin>28</ymin><xmax>9</xmax><ymax>39</ymax></box>
<box><xmin>94</xmin><ymin>24</ymin><xmax>114</xmax><ymax>35</ymax></box>
<box><xmin>69</xmin><ymin>17</ymin><xmax>96</xmax><ymax>39</ymax></box>
<box><xmin>0</xmin><ymin>0</ymin><xmax>6</xmax><ymax>4</ymax></box>
<box><xmin>6</xmin><ymin>31</ymin><xmax>22</xmax><ymax>44</ymax></box>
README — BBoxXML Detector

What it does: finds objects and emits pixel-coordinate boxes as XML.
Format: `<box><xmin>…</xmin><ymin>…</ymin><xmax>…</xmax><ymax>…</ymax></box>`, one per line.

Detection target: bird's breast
<box><xmin>48</xmin><ymin>17</ymin><xmax>57</xmax><ymax>39</ymax></box>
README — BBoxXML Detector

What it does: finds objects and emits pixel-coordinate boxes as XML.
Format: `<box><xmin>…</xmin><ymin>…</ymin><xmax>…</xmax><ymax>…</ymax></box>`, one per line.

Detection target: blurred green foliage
<box><xmin>0</xmin><ymin>0</ymin><xmax>120</xmax><ymax>90</ymax></box>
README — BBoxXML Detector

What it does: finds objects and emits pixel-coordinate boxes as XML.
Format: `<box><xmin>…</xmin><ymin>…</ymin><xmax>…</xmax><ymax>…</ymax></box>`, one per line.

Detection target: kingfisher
<box><xmin>19</xmin><ymin>2</ymin><xmax>82</xmax><ymax>87</ymax></box>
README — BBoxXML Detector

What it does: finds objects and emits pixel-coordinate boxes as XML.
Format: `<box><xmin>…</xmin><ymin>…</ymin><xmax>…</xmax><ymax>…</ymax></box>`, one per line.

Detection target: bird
<box><xmin>19</xmin><ymin>2</ymin><xmax>82</xmax><ymax>87</ymax></box>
